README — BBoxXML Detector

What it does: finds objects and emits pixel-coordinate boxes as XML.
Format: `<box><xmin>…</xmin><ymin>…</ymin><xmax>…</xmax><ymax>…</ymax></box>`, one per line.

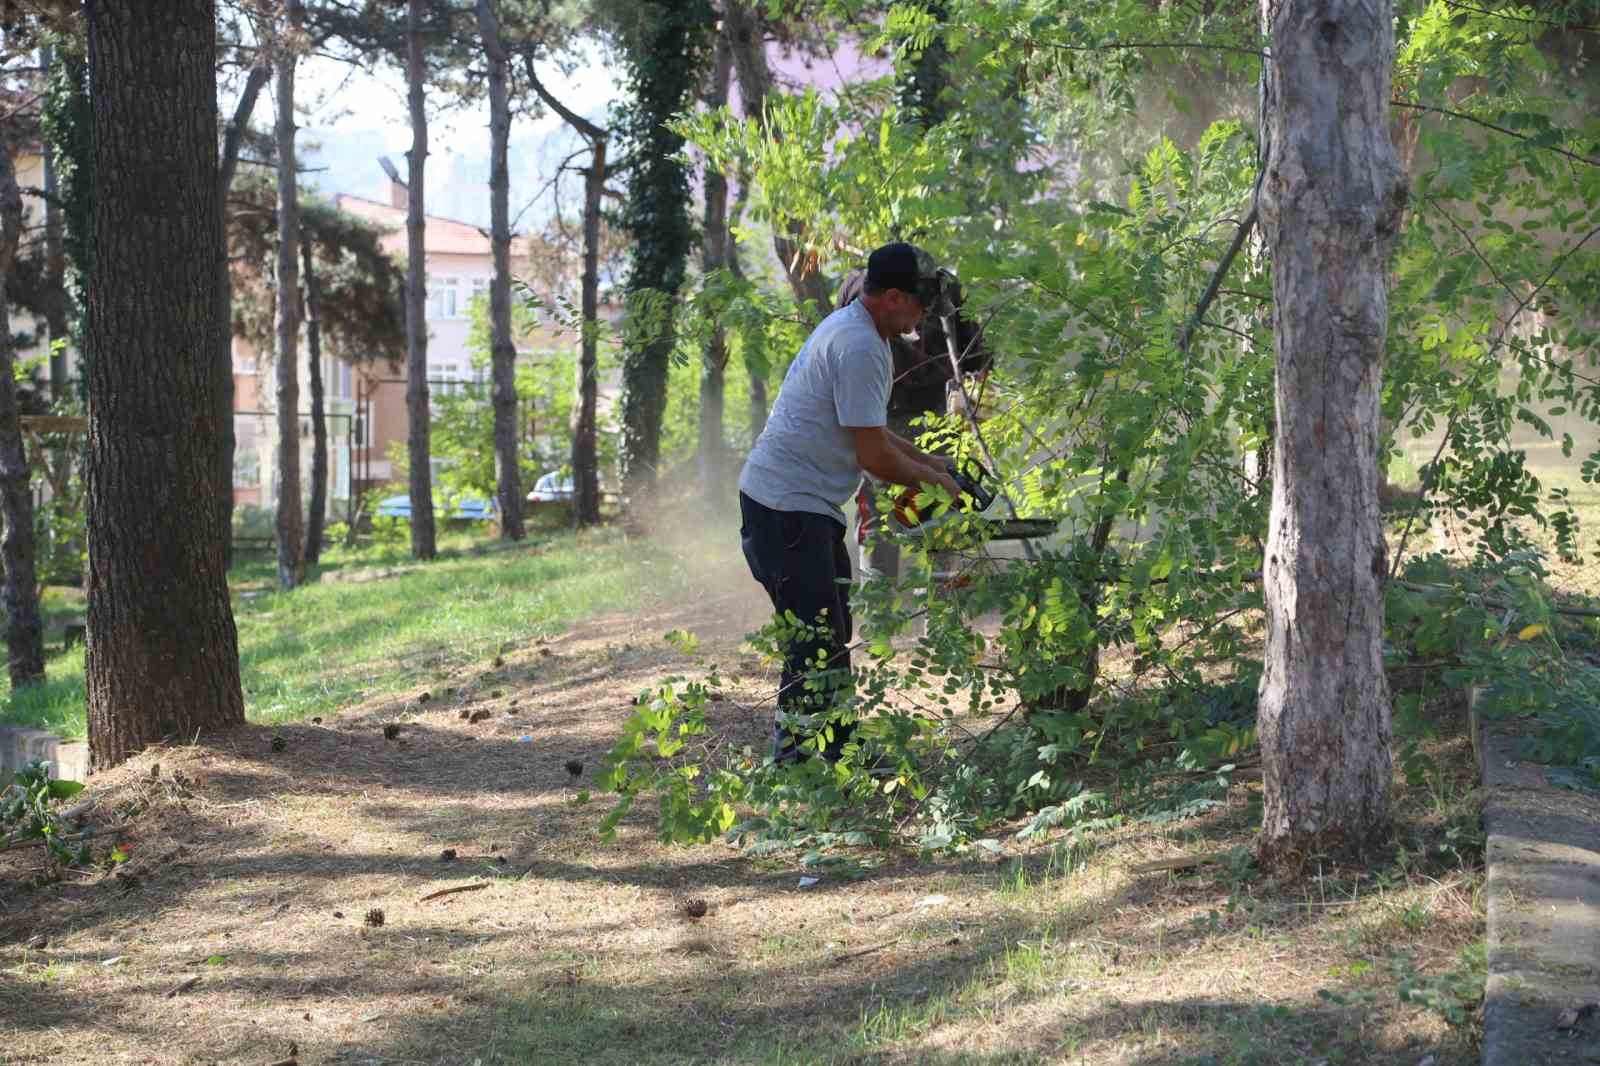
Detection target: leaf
<box><xmin>1516</xmin><ymin>623</ymin><xmax>1545</xmax><ymax>641</ymax></box>
<box><xmin>47</xmin><ymin>780</ymin><xmax>84</xmax><ymax>800</ymax></box>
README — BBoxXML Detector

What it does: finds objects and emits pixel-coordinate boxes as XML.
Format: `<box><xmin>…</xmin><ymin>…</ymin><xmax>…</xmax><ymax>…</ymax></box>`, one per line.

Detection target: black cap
<box><xmin>866</xmin><ymin>242</ymin><xmax>929</xmax><ymax>305</ymax></box>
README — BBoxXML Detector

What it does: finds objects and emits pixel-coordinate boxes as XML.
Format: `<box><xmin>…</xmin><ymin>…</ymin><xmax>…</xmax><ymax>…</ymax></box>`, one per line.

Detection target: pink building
<box><xmin>233</xmin><ymin>176</ymin><xmax>615</xmax><ymax>517</ymax></box>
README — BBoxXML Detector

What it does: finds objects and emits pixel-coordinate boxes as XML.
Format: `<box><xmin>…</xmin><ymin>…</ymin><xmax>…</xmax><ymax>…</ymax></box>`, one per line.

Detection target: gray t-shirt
<box><xmin>739</xmin><ymin>299</ymin><xmax>891</xmax><ymax>525</ymax></box>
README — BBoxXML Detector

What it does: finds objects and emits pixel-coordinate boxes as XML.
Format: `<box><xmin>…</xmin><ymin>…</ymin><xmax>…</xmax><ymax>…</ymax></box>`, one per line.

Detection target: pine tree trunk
<box><xmin>41</xmin><ymin>44</ymin><xmax>69</xmax><ymax>405</ymax></box>
<box><xmin>696</xmin><ymin>28</ymin><xmax>733</xmax><ymax>497</ymax></box>
<box><xmin>476</xmin><ymin>0</ymin><xmax>523</xmax><ymax>542</ymax></box>
<box><xmin>405</xmin><ymin>0</ymin><xmax>437</xmax><ymax>560</ymax></box>
<box><xmin>520</xmin><ymin>57</ymin><xmax>605</xmax><ymax>528</ymax></box>
<box><xmin>0</xmin><ymin>133</ymin><xmax>44</xmax><ymax>688</ymax></box>
<box><xmin>84</xmin><ymin>0</ymin><xmax>245</xmax><ymax>771</ymax></box>
<box><xmin>41</xmin><ymin>43</ymin><xmax>78</xmax><ymax>583</ymax></box>
<box><xmin>273</xmin><ymin>3</ymin><xmax>305</xmax><ymax>589</ymax></box>
<box><xmin>216</xmin><ymin>56</ymin><xmax>270</xmax><ymax>574</ymax></box>
<box><xmin>302</xmin><ymin>239</ymin><xmax>327</xmax><ymax>565</ymax></box>
<box><xmin>1255</xmin><ymin>0</ymin><xmax>1408</xmax><ymax>865</ymax></box>
<box><xmin>573</xmin><ymin>142</ymin><xmax>604</xmax><ymax>526</ymax></box>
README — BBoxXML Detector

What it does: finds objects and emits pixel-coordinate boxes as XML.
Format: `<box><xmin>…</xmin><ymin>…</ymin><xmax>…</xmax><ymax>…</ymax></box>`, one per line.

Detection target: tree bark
<box><xmin>1255</xmin><ymin>0</ymin><xmax>1408</xmax><ymax>865</ymax></box>
<box><xmin>85</xmin><ymin>0</ymin><xmax>245</xmax><ymax>771</ymax></box>
<box><xmin>40</xmin><ymin>43</ymin><xmax>77</xmax><ymax>584</ymax></box>
<box><xmin>273</xmin><ymin>2</ymin><xmax>305</xmax><ymax>589</ymax></box>
<box><xmin>216</xmin><ymin>54</ymin><xmax>271</xmax><ymax>574</ymax></box>
<box><xmin>696</xmin><ymin>26</ymin><xmax>733</xmax><ymax>497</ymax></box>
<box><xmin>723</xmin><ymin>0</ymin><xmax>830</xmax><ymax>324</ymax></box>
<box><xmin>405</xmin><ymin>0</ymin><xmax>437</xmax><ymax>560</ymax></box>
<box><xmin>574</xmin><ymin>143</ymin><xmax>605</xmax><ymax>526</ymax></box>
<box><xmin>521</xmin><ymin>56</ymin><xmax>605</xmax><ymax>527</ymax></box>
<box><xmin>476</xmin><ymin>0</ymin><xmax>523</xmax><ymax>542</ymax></box>
<box><xmin>0</xmin><ymin>131</ymin><xmax>44</xmax><ymax>688</ymax></box>
<box><xmin>301</xmin><ymin>238</ymin><xmax>327</xmax><ymax>565</ymax></box>
<box><xmin>41</xmin><ymin>44</ymin><xmax>69</xmax><ymax>404</ymax></box>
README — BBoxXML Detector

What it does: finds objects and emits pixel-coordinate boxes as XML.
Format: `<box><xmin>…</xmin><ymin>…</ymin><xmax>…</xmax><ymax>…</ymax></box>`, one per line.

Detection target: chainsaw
<box><xmin>891</xmin><ymin>457</ymin><xmax>996</xmax><ymax>529</ymax></box>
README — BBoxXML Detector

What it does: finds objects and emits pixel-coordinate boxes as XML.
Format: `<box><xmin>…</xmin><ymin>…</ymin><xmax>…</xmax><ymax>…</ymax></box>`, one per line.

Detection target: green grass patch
<box><xmin>1</xmin><ymin>523</ymin><xmax>690</xmax><ymax>740</ymax></box>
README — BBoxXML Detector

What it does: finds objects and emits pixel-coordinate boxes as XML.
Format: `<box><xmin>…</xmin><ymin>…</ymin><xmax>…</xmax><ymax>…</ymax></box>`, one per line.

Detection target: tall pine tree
<box><xmin>85</xmin><ymin>0</ymin><xmax>245</xmax><ymax>769</ymax></box>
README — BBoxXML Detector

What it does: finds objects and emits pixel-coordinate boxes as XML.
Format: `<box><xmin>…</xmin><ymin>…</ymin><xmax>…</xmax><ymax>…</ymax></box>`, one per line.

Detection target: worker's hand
<box><xmin>933</xmin><ymin>468</ymin><xmax>964</xmax><ymax>500</ymax></box>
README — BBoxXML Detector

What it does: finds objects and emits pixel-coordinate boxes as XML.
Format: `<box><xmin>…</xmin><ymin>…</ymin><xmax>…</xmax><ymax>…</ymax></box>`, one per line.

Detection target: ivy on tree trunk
<box><xmin>1255</xmin><ymin>0</ymin><xmax>1408</xmax><ymax>864</ymax></box>
<box><xmin>84</xmin><ymin>0</ymin><xmax>245</xmax><ymax>771</ymax></box>
<box><xmin>617</xmin><ymin>0</ymin><xmax>713</xmax><ymax>510</ymax></box>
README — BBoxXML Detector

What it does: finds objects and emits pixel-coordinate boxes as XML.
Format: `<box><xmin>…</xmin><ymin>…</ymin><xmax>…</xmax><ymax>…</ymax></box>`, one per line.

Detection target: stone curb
<box><xmin>1475</xmin><ymin>687</ymin><xmax>1600</xmax><ymax>1065</ymax></box>
<box><xmin>0</xmin><ymin>725</ymin><xmax>89</xmax><ymax>785</ymax></box>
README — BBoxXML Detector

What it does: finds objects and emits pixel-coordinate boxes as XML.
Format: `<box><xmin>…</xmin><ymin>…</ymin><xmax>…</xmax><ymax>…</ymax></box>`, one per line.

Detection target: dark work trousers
<box><xmin>739</xmin><ymin>492</ymin><xmax>856</xmax><ymax>762</ymax></box>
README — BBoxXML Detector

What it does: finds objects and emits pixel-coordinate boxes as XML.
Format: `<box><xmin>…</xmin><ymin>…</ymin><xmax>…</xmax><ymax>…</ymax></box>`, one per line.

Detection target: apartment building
<box><xmin>236</xmin><ymin>175</ymin><xmax>609</xmax><ymax>518</ymax></box>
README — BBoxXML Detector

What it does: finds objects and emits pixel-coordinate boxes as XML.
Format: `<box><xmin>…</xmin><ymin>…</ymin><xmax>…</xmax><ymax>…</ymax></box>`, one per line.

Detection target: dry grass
<box><xmin>0</xmin><ymin>560</ymin><xmax>1486</xmax><ymax>1066</ymax></box>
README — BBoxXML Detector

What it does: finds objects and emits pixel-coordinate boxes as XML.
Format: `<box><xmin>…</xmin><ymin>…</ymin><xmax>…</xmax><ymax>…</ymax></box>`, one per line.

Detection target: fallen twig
<box><xmin>0</xmin><ymin>827</ymin><xmax>104</xmax><ymax>852</ymax></box>
<box><xmin>832</xmin><ymin>938</ymin><xmax>901</xmax><ymax>964</ymax></box>
<box><xmin>165</xmin><ymin>975</ymin><xmax>201</xmax><ymax>998</ymax></box>
<box><xmin>1129</xmin><ymin>853</ymin><xmax>1224</xmax><ymax>875</ymax></box>
<box><xmin>417</xmin><ymin>882</ymin><xmax>489</xmax><ymax>903</ymax></box>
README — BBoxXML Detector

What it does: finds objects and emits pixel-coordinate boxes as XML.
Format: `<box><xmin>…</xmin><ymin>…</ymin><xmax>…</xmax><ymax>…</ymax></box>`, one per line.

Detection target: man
<box><xmin>837</xmin><ymin>251</ymin><xmax>989</xmax><ymax>580</ymax></box>
<box><xmin>739</xmin><ymin>242</ymin><xmax>962</xmax><ymax>763</ymax></box>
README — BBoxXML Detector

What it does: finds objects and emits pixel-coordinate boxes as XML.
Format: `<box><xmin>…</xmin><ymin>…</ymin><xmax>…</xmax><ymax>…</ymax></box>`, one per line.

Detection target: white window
<box><xmin>429</xmin><ymin>361</ymin><xmax>469</xmax><ymax>396</ymax></box>
<box><xmin>426</xmin><ymin>274</ymin><xmax>460</xmax><ymax>320</ymax></box>
<box><xmin>471</xmin><ymin>276</ymin><xmax>490</xmax><ymax>303</ymax></box>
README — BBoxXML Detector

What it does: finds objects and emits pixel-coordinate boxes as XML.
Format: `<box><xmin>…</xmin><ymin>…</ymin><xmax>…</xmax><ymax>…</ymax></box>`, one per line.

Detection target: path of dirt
<box><xmin>0</xmin><ymin>589</ymin><xmax>780</xmax><ymax>1065</ymax></box>
<box><xmin>1</xmin><ymin>585</ymin><xmax>1483</xmax><ymax>1065</ymax></box>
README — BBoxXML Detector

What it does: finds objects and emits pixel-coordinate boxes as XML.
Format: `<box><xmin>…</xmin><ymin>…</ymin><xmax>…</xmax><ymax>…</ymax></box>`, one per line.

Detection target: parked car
<box><xmin>373</xmin><ymin>494</ymin><xmax>498</xmax><ymax>521</ymax></box>
<box><xmin>526</xmin><ymin>471</ymin><xmax>575</xmax><ymax>509</ymax></box>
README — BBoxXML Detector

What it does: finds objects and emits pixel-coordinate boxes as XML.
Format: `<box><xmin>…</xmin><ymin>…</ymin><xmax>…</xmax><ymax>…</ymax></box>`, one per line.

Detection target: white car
<box><xmin>526</xmin><ymin>471</ymin><xmax>575</xmax><ymax>508</ymax></box>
